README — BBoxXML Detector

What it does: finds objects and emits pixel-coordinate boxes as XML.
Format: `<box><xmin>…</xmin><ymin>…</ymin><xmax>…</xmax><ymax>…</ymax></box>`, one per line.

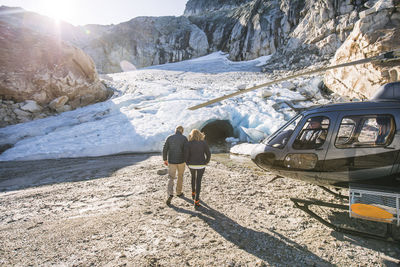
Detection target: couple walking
<box><xmin>162</xmin><ymin>125</ymin><xmax>211</xmax><ymax>209</ymax></box>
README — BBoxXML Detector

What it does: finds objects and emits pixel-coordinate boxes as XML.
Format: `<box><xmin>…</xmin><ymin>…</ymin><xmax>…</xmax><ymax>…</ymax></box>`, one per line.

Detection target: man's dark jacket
<box><xmin>184</xmin><ymin>140</ymin><xmax>211</xmax><ymax>165</ymax></box>
<box><xmin>162</xmin><ymin>132</ymin><xmax>188</xmax><ymax>164</ymax></box>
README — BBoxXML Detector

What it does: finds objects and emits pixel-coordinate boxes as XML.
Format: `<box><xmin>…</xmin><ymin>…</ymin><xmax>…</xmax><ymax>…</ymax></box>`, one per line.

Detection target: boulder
<box><xmin>324</xmin><ymin>0</ymin><xmax>400</xmax><ymax>100</ymax></box>
<box><xmin>0</xmin><ymin>99</ymin><xmax>56</xmax><ymax>127</ymax></box>
<box><xmin>49</xmin><ymin>96</ymin><xmax>69</xmax><ymax>111</ymax></box>
<box><xmin>13</xmin><ymin>108</ymin><xmax>30</xmax><ymax>119</ymax></box>
<box><xmin>20</xmin><ymin>100</ymin><xmax>42</xmax><ymax>113</ymax></box>
<box><xmin>0</xmin><ymin>21</ymin><xmax>112</xmax><ymax>109</ymax></box>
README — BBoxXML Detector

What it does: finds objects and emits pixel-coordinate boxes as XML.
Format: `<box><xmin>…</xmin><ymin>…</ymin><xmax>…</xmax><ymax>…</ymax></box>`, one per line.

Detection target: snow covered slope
<box><xmin>0</xmin><ymin>52</ymin><xmax>323</xmax><ymax>161</ymax></box>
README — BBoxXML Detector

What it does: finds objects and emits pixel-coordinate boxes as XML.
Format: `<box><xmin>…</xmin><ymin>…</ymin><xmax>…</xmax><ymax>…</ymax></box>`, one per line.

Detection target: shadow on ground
<box><xmin>326</xmin><ymin>210</ymin><xmax>400</xmax><ymax>254</ymax></box>
<box><xmin>170</xmin><ymin>196</ymin><xmax>331</xmax><ymax>265</ymax></box>
<box><xmin>0</xmin><ymin>153</ymin><xmax>156</xmax><ymax>192</ymax></box>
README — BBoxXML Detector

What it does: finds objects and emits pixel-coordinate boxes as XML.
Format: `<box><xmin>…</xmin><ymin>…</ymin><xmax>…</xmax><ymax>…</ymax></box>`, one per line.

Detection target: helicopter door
<box><xmin>283</xmin><ymin>115</ymin><xmax>332</xmax><ymax>183</ymax></box>
<box><xmin>324</xmin><ymin>114</ymin><xmax>397</xmax><ymax>184</ymax></box>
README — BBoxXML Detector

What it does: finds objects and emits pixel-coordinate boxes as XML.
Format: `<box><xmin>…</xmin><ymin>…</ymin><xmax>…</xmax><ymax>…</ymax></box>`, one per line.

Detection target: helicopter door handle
<box><xmin>315</xmin><ymin>147</ymin><xmax>324</xmax><ymax>151</ymax></box>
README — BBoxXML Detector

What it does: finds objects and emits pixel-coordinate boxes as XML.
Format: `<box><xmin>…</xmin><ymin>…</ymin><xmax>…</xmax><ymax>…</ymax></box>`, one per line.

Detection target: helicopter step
<box><xmin>349</xmin><ymin>184</ymin><xmax>400</xmax><ymax>226</ymax></box>
<box><xmin>290</xmin><ymin>190</ymin><xmax>400</xmax><ymax>244</ymax></box>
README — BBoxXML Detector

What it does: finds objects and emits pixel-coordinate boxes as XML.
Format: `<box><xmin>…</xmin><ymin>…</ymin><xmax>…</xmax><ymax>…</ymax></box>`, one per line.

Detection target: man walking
<box><xmin>162</xmin><ymin>125</ymin><xmax>188</xmax><ymax>205</ymax></box>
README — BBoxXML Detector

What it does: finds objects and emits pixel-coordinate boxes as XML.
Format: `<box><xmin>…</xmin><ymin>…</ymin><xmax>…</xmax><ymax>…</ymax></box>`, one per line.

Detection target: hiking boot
<box><xmin>177</xmin><ymin>193</ymin><xmax>184</xmax><ymax>198</ymax></box>
<box><xmin>191</xmin><ymin>192</ymin><xmax>195</xmax><ymax>200</ymax></box>
<box><xmin>166</xmin><ymin>195</ymin><xmax>173</xmax><ymax>205</ymax></box>
<box><xmin>194</xmin><ymin>199</ymin><xmax>200</xmax><ymax>209</ymax></box>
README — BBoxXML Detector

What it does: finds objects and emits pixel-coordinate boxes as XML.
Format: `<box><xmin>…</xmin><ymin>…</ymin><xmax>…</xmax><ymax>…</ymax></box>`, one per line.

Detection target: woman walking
<box><xmin>184</xmin><ymin>129</ymin><xmax>211</xmax><ymax>209</ymax></box>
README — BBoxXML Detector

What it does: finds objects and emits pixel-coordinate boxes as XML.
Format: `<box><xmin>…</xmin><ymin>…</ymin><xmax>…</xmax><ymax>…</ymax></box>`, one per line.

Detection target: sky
<box><xmin>0</xmin><ymin>0</ymin><xmax>189</xmax><ymax>25</ymax></box>
<box><xmin>0</xmin><ymin>52</ymin><xmax>331</xmax><ymax>161</ymax></box>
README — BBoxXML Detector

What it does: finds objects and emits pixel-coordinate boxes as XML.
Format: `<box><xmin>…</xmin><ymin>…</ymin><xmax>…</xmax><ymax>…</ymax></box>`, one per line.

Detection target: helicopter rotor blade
<box><xmin>188</xmin><ymin>50</ymin><xmax>400</xmax><ymax>111</ymax></box>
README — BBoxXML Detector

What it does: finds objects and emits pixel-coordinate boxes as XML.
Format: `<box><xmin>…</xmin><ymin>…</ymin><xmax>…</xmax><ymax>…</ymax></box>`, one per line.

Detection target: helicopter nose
<box><xmin>250</xmin><ymin>143</ymin><xmax>266</xmax><ymax>160</ymax></box>
<box><xmin>251</xmin><ymin>144</ymin><xmax>276</xmax><ymax>170</ymax></box>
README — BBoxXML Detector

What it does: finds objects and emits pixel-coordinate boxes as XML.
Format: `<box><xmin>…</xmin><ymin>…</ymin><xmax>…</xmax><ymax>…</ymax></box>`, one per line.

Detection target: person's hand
<box><xmin>164</xmin><ymin>160</ymin><xmax>168</xmax><ymax>166</ymax></box>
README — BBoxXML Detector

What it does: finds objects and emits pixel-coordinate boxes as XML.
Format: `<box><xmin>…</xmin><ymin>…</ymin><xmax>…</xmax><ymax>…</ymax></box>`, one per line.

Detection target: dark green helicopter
<box><xmin>189</xmin><ymin>50</ymin><xmax>400</xmax><ymax>243</ymax></box>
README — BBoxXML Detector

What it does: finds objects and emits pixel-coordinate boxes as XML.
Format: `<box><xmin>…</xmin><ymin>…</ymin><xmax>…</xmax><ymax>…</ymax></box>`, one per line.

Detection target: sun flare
<box><xmin>40</xmin><ymin>0</ymin><xmax>76</xmax><ymax>24</ymax></box>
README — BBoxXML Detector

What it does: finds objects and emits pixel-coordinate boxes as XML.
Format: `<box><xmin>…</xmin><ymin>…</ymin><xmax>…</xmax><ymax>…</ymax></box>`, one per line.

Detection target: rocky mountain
<box><xmin>185</xmin><ymin>0</ymin><xmax>399</xmax><ymax>99</ymax></box>
<box><xmin>0</xmin><ymin>19</ymin><xmax>112</xmax><ymax>127</ymax></box>
<box><xmin>0</xmin><ymin>1</ymin><xmax>367</xmax><ymax>73</ymax></box>
<box><xmin>0</xmin><ymin>0</ymin><xmax>399</xmax><ymax>127</ymax></box>
<box><xmin>78</xmin><ymin>16</ymin><xmax>209</xmax><ymax>74</ymax></box>
<box><xmin>0</xmin><ymin>6</ymin><xmax>209</xmax><ymax>74</ymax></box>
<box><xmin>184</xmin><ymin>0</ymin><xmax>253</xmax><ymax>16</ymax></box>
<box><xmin>184</xmin><ymin>0</ymin><xmax>381</xmax><ymax>66</ymax></box>
<box><xmin>1</xmin><ymin>1</ymin><xmax>398</xmax><ymax>76</ymax></box>
<box><xmin>324</xmin><ymin>0</ymin><xmax>400</xmax><ymax>99</ymax></box>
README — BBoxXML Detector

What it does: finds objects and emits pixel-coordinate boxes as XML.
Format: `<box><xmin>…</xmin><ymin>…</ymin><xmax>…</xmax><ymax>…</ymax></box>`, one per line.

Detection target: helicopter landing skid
<box><xmin>290</xmin><ymin>197</ymin><xmax>400</xmax><ymax>244</ymax></box>
<box><xmin>318</xmin><ymin>186</ymin><xmax>349</xmax><ymax>200</ymax></box>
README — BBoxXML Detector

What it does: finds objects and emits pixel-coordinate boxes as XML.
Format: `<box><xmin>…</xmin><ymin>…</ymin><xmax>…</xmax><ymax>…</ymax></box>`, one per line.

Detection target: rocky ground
<box><xmin>0</xmin><ymin>153</ymin><xmax>399</xmax><ymax>266</ymax></box>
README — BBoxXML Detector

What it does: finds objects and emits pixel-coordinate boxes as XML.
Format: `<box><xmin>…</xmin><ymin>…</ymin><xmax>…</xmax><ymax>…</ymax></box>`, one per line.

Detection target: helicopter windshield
<box><xmin>265</xmin><ymin>114</ymin><xmax>302</xmax><ymax>148</ymax></box>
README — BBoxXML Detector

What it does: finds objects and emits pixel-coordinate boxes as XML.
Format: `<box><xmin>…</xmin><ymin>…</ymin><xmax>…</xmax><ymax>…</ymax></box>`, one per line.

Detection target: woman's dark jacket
<box><xmin>184</xmin><ymin>140</ymin><xmax>211</xmax><ymax>165</ymax></box>
<box><xmin>162</xmin><ymin>132</ymin><xmax>188</xmax><ymax>164</ymax></box>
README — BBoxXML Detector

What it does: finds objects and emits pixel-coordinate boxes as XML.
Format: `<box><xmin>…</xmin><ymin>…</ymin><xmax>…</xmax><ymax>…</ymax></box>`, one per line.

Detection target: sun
<box><xmin>40</xmin><ymin>0</ymin><xmax>76</xmax><ymax>24</ymax></box>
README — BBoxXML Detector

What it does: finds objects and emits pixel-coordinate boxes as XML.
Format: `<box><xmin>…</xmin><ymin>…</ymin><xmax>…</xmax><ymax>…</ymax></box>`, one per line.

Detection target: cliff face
<box><xmin>324</xmin><ymin>1</ymin><xmax>400</xmax><ymax>100</ymax></box>
<box><xmin>186</xmin><ymin>1</ymin><xmax>286</xmax><ymax>62</ymax></box>
<box><xmin>183</xmin><ymin>0</ymin><xmax>253</xmax><ymax>16</ymax></box>
<box><xmin>185</xmin><ymin>0</ymin><xmax>399</xmax><ymax>99</ymax></box>
<box><xmin>184</xmin><ymin>0</ymin><xmax>367</xmax><ymax>63</ymax></box>
<box><xmin>81</xmin><ymin>16</ymin><xmax>209</xmax><ymax>74</ymax></box>
<box><xmin>79</xmin><ymin>0</ymin><xmax>373</xmax><ymax>73</ymax></box>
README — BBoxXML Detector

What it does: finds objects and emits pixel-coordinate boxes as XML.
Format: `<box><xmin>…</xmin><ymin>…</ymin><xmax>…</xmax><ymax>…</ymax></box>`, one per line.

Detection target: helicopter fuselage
<box><xmin>251</xmin><ymin>100</ymin><xmax>400</xmax><ymax>190</ymax></box>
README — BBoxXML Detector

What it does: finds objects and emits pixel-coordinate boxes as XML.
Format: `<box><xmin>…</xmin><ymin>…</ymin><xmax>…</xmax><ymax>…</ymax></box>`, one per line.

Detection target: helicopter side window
<box><xmin>292</xmin><ymin>116</ymin><xmax>330</xmax><ymax>150</ymax></box>
<box><xmin>335</xmin><ymin>118</ymin><xmax>356</xmax><ymax>145</ymax></box>
<box><xmin>335</xmin><ymin>115</ymin><xmax>395</xmax><ymax>148</ymax></box>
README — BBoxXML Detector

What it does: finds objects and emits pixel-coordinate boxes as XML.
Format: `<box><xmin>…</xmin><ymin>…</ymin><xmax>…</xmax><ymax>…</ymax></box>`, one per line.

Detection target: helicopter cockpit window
<box><xmin>335</xmin><ymin>115</ymin><xmax>395</xmax><ymax>148</ymax></box>
<box><xmin>266</xmin><ymin>115</ymin><xmax>302</xmax><ymax>149</ymax></box>
<box><xmin>292</xmin><ymin>116</ymin><xmax>330</xmax><ymax>150</ymax></box>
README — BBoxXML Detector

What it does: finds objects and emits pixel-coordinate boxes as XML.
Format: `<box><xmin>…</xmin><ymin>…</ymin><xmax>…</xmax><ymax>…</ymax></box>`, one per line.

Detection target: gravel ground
<box><xmin>0</xmin><ymin>153</ymin><xmax>399</xmax><ymax>266</ymax></box>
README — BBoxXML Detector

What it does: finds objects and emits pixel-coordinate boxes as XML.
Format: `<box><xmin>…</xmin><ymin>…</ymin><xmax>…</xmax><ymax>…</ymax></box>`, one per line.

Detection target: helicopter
<box><xmin>188</xmin><ymin>50</ymin><xmax>400</xmax><ymax>242</ymax></box>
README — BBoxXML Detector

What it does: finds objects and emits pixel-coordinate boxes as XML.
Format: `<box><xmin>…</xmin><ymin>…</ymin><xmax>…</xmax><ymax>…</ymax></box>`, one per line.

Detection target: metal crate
<box><xmin>349</xmin><ymin>186</ymin><xmax>400</xmax><ymax>226</ymax></box>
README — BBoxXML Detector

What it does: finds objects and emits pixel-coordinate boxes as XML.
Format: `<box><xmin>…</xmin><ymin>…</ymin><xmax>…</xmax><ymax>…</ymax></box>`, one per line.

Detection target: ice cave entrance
<box><xmin>200</xmin><ymin>120</ymin><xmax>234</xmax><ymax>149</ymax></box>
